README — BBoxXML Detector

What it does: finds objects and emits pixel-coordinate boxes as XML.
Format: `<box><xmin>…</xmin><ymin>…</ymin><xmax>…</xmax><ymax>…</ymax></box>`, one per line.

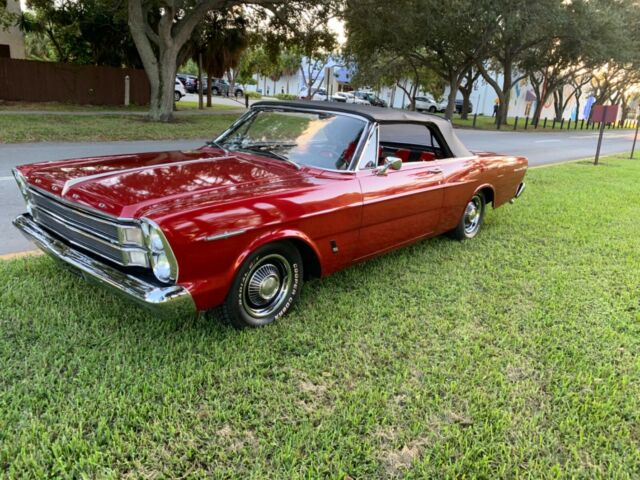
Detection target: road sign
<box><xmin>591</xmin><ymin>104</ymin><xmax>619</xmax><ymax>124</ymax></box>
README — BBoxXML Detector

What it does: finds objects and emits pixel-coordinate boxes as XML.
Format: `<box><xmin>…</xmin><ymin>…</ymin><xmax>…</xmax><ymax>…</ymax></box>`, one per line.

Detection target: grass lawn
<box><xmin>0</xmin><ymin>100</ymin><xmax>243</xmax><ymax>113</ymax></box>
<box><xmin>445</xmin><ymin>113</ymin><xmax>636</xmax><ymax>132</ymax></box>
<box><xmin>0</xmin><ymin>113</ymin><xmax>241</xmax><ymax>143</ymax></box>
<box><xmin>1</xmin><ymin>154</ymin><xmax>640</xmax><ymax>477</ymax></box>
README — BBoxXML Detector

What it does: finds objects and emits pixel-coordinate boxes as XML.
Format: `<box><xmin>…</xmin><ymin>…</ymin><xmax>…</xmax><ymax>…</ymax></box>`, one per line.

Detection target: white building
<box><xmin>243</xmin><ymin>57</ymin><xmax>605</xmax><ymax>121</ymax></box>
<box><xmin>0</xmin><ymin>0</ymin><xmax>26</xmax><ymax>59</ymax></box>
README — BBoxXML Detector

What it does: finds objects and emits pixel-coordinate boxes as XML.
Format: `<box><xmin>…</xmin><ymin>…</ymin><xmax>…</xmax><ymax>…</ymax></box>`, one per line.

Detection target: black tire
<box><xmin>174</xmin><ymin>91</ymin><xmax>181</xmax><ymax>102</ymax></box>
<box><xmin>219</xmin><ymin>242</ymin><xmax>303</xmax><ymax>328</ymax></box>
<box><xmin>212</xmin><ymin>87</ymin><xmax>220</xmax><ymax>96</ymax></box>
<box><xmin>449</xmin><ymin>192</ymin><xmax>486</xmax><ymax>240</ymax></box>
<box><xmin>235</xmin><ymin>89</ymin><xmax>243</xmax><ymax>97</ymax></box>
<box><xmin>428</xmin><ymin>106</ymin><xmax>437</xmax><ymax>113</ymax></box>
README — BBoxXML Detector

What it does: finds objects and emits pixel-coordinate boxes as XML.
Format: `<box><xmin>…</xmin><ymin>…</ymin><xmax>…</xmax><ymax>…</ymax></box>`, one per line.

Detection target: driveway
<box><xmin>1</xmin><ymin>129</ymin><xmax>636</xmax><ymax>255</ymax></box>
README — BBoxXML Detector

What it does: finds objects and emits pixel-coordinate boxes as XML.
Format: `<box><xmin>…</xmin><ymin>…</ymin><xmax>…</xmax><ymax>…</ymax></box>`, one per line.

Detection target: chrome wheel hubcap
<box><xmin>464</xmin><ymin>196</ymin><xmax>482</xmax><ymax>234</ymax></box>
<box><xmin>243</xmin><ymin>254</ymin><xmax>292</xmax><ymax>318</ymax></box>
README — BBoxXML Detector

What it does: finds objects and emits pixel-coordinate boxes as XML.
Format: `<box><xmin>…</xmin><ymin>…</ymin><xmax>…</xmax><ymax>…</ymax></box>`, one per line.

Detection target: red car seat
<box><xmin>419</xmin><ymin>152</ymin><xmax>436</xmax><ymax>162</ymax></box>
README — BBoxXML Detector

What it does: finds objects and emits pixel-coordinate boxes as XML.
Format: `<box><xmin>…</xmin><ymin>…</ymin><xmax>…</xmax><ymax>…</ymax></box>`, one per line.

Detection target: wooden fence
<box><xmin>0</xmin><ymin>58</ymin><xmax>149</xmax><ymax>105</ymax></box>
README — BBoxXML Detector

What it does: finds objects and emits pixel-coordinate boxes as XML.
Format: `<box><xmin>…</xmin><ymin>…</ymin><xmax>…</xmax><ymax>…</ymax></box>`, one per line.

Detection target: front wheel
<box><xmin>174</xmin><ymin>91</ymin><xmax>181</xmax><ymax>102</ymax></box>
<box><xmin>449</xmin><ymin>192</ymin><xmax>486</xmax><ymax>240</ymax></box>
<box><xmin>219</xmin><ymin>242</ymin><xmax>303</xmax><ymax>328</ymax></box>
<box><xmin>428</xmin><ymin>106</ymin><xmax>437</xmax><ymax>113</ymax></box>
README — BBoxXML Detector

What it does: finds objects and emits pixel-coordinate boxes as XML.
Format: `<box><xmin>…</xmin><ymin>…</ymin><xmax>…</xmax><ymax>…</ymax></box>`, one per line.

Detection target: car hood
<box><xmin>19</xmin><ymin>147</ymin><xmax>306</xmax><ymax>219</ymax></box>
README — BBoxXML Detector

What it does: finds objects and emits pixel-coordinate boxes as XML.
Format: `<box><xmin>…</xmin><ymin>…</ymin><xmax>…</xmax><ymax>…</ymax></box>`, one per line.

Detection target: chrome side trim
<box><xmin>13</xmin><ymin>214</ymin><xmax>196</xmax><ymax>318</ymax></box>
<box><xmin>202</xmin><ymin>229</ymin><xmax>247</xmax><ymax>242</ymax></box>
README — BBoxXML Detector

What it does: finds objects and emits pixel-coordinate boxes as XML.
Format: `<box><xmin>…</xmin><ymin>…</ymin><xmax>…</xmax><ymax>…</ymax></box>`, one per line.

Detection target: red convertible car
<box><xmin>13</xmin><ymin>101</ymin><xmax>527</xmax><ymax>328</ymax></box>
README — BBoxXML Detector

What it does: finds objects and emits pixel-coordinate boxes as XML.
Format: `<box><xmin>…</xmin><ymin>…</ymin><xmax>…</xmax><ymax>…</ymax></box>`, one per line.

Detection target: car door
<box><xmin>354</xmin><ymin>124</ymin><xmax>444</xmax><ymax>261</ymax></box>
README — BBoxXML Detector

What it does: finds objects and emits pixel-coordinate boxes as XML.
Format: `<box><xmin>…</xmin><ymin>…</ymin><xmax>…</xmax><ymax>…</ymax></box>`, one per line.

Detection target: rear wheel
<box><xmin>212</xmin><ymin>87</ymin><xmax>220</xmax><ymax>96</ymax></box>
<box><xmin>219</xmin><ymin>242</ymin><xmax>303</xmax><ymax>328</ymax></box>
<box><xmin>174</xmin><ymin>91</ymin><xmax>181</xmax><ymax>102</ymax></box>
<box><xmin>428</xmin><ymin>106</ymin><xmax>437</xmax><ymax>113</ymax></box>
<box><xmin>450</xmin><ymin>192</ymin><xmax>486</xmax><ymax>240</ymax></box>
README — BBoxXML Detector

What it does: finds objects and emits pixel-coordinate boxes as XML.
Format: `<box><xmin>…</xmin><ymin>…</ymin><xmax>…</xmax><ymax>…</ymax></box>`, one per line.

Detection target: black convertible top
<box><xmin>252</xmin><ymin>100</ymin><xmax>472</xmax><ymax>158</ymax></box>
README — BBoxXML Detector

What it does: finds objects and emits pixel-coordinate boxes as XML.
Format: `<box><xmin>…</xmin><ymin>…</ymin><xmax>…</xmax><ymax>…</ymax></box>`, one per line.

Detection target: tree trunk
<box><xmin>476</xmin><ymin>61</ymin><xmax>506</xmax><ymax>123</ymax></box>
<box><xmin>147</xmin><ymin>52</ymin><xmax>178</xmax><ymax>122</ymax></box>
<box><xmin>198</xmin><ymin>53</ymin><xmax>203</xmax><ymax>110</ymax></box>
<box><xmin>206</xmin><ymin>68</ymin><xmax>212</xmax><ymax>107</ymax></box>
<box><xmin>458</xmin><ymin>69</ymin><xmax>479</xmax><ymax>120</ymax></box>
<box><xmin>445</xmin><ymin>76</ymin><xmax>457</xmax><ymax>120</ymax></box>
<box><xmin>553</xmin><ymin>89</ymin><xmax>563</xmax><ymax>121</ymax></box>
<box><xmin>500</xmin><ymin>61</ymin><xmax>512</xmax><ymax>125</ymax></box>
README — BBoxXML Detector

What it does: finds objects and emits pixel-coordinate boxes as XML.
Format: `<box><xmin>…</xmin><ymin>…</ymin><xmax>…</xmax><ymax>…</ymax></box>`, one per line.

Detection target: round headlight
<box><xmin>152</xmin><ymin>253</ymin><xmax>172</xmax><ymax>282</ymax></box>
<box><xmin>148</xmin><ymin>230</ymin><xmax>164</xmax><ymax>252</ymax></box>
<box><xmin>142</xmin><ymin>219</ymin><xmax>177</xmax><ymax>283</ymax></box>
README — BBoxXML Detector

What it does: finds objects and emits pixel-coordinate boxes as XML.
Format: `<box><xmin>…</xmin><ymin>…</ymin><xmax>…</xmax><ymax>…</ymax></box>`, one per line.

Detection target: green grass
<box><xmin>2</xmin><ymin>154</ymin><xmax>640</xmax><ymax>478</ymax></box>
<box><xmin>0</xmin><ymin>101</ymin><xmax>148</xmax><ymax>112</ymax></box>
<box><xmin>0</xmin><ymin>113</ymin><xmax>241</xmax><ymax>143</ymax></box>
<box><xmin>447</xmin><ymin>113</ymin><xmax>636</xmax><ymax>132</ymax></box>
<box><xmin>0</xmin><ymin>100</ymin><xmax>243</xmax><ymax>113</ymax></box>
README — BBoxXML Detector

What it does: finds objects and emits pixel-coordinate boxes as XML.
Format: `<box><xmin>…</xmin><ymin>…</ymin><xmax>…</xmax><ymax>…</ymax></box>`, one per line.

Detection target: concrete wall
<box><xmin>0</xmin><ymin>0</ymin><xmax>26</xmax><ymax>59</ymax></box>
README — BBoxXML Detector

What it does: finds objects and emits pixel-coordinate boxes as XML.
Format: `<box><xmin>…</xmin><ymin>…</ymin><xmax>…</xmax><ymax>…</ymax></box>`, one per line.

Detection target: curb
<box><xmin>0</xmin><ymin>250</ymin><xmax>42</xmax><ymax>261</ymax></box>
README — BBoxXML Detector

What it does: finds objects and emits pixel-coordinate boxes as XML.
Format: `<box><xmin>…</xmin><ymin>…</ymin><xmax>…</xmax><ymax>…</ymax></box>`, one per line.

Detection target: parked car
<box><xmin>177</xmin><ymin>73</ymin><xmax>197</xmax><ymax>93</ymax></box>
<box><xmin>414</xmin><ymin>94</ymin><xmax>446</xmax><ymax>113</ymax></box>
<box><xmin>331</xmin><ymin>91</ymin><xmax>370</xmax><ymax>105</ymax></box>
<box><xmin>203</xmin><ymin>78</ymin><xmax>243</xmax><ymax>97</ymax></box>
<box><xmin>299</xmin><ymin>88</ymin><xmax>328</xmax><ymax>101</ymax></box>
<box><xmin>355</xmin><ymin>91</ymin><xmax>387</xmax><ymax>107</ymax></box>
<box><xmin>455</xmin><ymin>98</ymin><xmax>473</xmax><ymax>114</ymax></box>
<box><xmin>12</xmin><ymin>101</ymin><xmax>527</xmax><ymax>328</ymax></box>
<box><xmin>174</xmin><ymin>78</ymin><xmax>186</xmax><ymax>102</ymax></box>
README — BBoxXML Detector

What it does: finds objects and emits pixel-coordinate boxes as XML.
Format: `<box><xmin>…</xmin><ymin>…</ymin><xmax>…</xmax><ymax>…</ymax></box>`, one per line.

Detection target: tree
<box><xmin>519</xmin><ymin>0</ymin><xmax>637</xmax><ymax>123</ymax></box>
<box><xmin>457</xmin><ymin>67</ymin><xmax>480</xmax><ymax>120</ymax></box>
<box><xmin>475</xmin><ymin>0</ymin><xmax>565</xmax><ymax>125</ymax></box>
<box><xmin>287</xmin><ymin>10</ymin><xmax>336</xmax><ymax>99</ymax></box>
<box><xmin>17</xmin><ymin>0</ymin><xmax>141</xmax><ymax>67</ymax></box>
<box><xmin>183</xmin><ymin>9</ymin><xmax>248</xmax><ymax>107</ymax></box>
<box><xmin>127</xmin><ymin>0</ymin><xmax>333</xmax><ymax>121</ymax></box>
<box><xmin>344</xmin><ymin>0</ymin><xmax>496</xmax><ymax>119</ymax></box>
<box><xmin>349</xmin><ymin>52</ymin><xmax>443</xmax><ymax>110</ymax></box>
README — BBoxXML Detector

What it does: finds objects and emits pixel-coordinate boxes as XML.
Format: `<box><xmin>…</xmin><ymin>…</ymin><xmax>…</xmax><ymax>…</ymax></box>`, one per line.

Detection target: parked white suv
<box><xmin>414</xmin><ymin>94</ymin><xmax>446</xmax><ymax>113</ymax></box>
<box><xmin>175</xmin><ymin>78</ymin><xmax>186</xmax><ymax>102</ymax></box>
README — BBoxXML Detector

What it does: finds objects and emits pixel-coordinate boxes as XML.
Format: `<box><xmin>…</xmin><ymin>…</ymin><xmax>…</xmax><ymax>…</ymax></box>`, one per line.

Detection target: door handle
<box><xmin>427</xmin><ymin>167</ymin><xmax>442</xmax><ymax>174</ymax></box>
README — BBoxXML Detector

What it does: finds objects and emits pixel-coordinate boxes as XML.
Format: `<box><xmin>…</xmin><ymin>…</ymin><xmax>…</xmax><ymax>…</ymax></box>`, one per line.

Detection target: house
<box><xmin>0</xmin><ymin>0</ymin><xmax>26</xmax><ymax>59</ymax></box>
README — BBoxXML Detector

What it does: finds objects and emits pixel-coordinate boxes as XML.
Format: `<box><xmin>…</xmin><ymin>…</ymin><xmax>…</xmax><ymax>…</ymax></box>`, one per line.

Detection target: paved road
<box><xmin>1</xmin><ymin>129</ymin><xmax>636</xmax><ymax>255</ymax></box>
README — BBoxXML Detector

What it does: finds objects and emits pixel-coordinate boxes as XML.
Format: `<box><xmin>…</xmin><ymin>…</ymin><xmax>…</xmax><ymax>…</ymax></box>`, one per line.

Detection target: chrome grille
<box><xmin>30</xmin><ymin>189</ymin><xmax>119</xmax><ymax>239</ymax></box>
<box><xmin>34</xmin><ymin>208</ymin><xmax>124</xmax><ymax>263</ymax></box>
<box><xmin>27</xmin><ymin>188</ymin><xmax>147</xmax><ymax>267</ymax></box>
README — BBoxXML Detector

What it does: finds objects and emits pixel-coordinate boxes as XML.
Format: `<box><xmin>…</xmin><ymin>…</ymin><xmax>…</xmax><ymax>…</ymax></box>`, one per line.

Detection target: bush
<box><xmin>245</xmin><ymin>91</ymin><xmax>262</xmax><ymax>99</ymax></box>
<box><xmin>274</xmin><ymin>93</ymin><xmax>299</xmax><ymax>101</ymax></box>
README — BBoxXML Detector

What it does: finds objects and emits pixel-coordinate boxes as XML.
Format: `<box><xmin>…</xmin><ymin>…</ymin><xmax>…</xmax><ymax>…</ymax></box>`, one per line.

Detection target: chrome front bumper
<box><xmin>510</xmin><ymin>182</ymin><xmax>526</xmax><ymax>203</ymax></box>
<box><xmin>13</xmin><ymin>214</ymin><xmax>197</xmax><ymax>318</ymax></box>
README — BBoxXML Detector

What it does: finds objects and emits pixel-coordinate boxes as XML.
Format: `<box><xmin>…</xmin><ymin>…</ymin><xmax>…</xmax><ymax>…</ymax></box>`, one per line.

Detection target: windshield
<box><xmin>217</xmin><ymin>109</ymin><xmax>367</xmax><ymax>171</ymax></box>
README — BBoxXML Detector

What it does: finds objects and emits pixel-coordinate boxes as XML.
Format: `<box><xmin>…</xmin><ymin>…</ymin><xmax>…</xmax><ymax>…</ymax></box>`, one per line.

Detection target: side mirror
<box><xmin>375</xmin><ymin>156</ymin><xmax>403</xmax><ymax>176</ymax></box>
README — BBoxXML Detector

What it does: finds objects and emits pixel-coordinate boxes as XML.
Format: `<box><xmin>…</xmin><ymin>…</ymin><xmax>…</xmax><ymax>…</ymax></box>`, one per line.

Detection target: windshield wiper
<box><xmin>240</xmin><ymin>145</ymin><xmax>301</xmax><ymax>170</ymax></box>
<box><xmin>205</xmin><ymin>140</ymin><xmax>228</xmax><ymax>153</ymax></box>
